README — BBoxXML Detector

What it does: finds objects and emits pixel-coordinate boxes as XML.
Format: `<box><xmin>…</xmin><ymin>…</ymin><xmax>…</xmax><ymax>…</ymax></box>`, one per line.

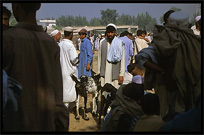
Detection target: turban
<box><xmin>106</xmin><ymin>23</ymin><xmax>117</xmax><ymax>31</ymax></box>
<box><xmin>195</xmin><ymin>15</ymin><xmax>201</xmax><ymax>22</ymax></box>
<box><xmin>51</xmin><ymin>30</ymin><xmax>59</xmax><ymax>37</ymax></box>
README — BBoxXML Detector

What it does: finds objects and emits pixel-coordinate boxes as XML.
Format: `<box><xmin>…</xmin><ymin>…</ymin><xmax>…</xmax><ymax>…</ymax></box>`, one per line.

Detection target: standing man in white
<box><xmin>59</xmin><ymin>27</ymin><xmax>79</xmax><ymax>108</ymax></box>
<box><xmin>98</xmin><ymin>23</ymin><xmax>125</xmax><ymax>89</ymax></box>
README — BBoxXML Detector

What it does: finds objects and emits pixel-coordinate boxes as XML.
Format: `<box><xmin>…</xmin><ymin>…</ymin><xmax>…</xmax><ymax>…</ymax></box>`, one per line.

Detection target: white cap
<box><xmin>106</xmin><ymin>23</ymin><xmax>117</xmax><ymax>30</ymax></box>
<box><xmin>64</xmin><ymin>27</ymin><xmax>73</xmax><ymax>32</ymax></box>
<box><xmin>51</xmin><ymin>30</ymin><xmax>59</xmax><ymax>37</ymax></box>
<box><xmin>168</xmin><ymin>11</ymin><xmax>189</xmax><ymax>26</ymax></box>
<box><xmin>195</xmin><ymin>15</ymin><xmax>201</xmax><ymax>22</ymax></box>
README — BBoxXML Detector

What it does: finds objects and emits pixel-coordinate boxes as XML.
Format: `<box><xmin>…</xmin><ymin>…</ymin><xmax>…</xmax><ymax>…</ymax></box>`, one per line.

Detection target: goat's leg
<box><xmin>98</xmin><ymin>95</ymin><xmax>105</xmax><ymax>125</ymax></box>
<box><xmin>103</xmin><ymin>99</ymin><xmax>112</xmax><ymax>117</ymax></box>
<box><xmin>83</xmin><ymin>94</ymin><xmax>89</xmax><ymax>120</ymax></box>
<box><xmin>92</xmin><ymin>92</ymin><xmax>98</xmax><ymax>116</ymax></box>
<box><xmin>75</xmin><ymin>95</ymin><xmax>80</xmax><ymax>120</ymax></box>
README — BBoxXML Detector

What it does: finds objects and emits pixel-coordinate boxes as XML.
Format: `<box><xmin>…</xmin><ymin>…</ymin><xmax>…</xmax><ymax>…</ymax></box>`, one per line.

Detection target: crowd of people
<box><xmin>2</xmin><ymin>3</ymin><xmax>201</xmax><ymax>133</ymax></box>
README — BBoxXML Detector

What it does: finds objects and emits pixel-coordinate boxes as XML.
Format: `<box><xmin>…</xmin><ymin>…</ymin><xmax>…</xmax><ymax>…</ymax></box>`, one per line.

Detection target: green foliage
<box><xmin>90</xmin><ymin>17</ymin><xmax>102</xmax><ymax>26</ymax></box>
<box><xmin>116</xmin><ymin>13</ymin><xmax>134</xmax><ymax>25</ymax></box>
<box><xmin>9</xmin><ymin>16</ymin><xmax>18</xmax><ymax>26</ymax></box>
<box><xmin>41</xmin><ymin>8</ymin><xmax>157</xmax><ymax>33</ymax></box>
<box><xmin>100</xmin><ymin>9</ymin><xmax>119</xmax><ymax>25</ymax></box>
<box><xmin>56</xmin><ymin>15</ymin><xmax>89</xmax><ymax>27</ymax></box>
<box><xmin>52</xmin><ymin>25</ymin><xmax>63</xmax><ymax>30</ymax></box>
<box><xmin>134</xmin><ymin>12</ymin><xmax>157</xmax><ymax>32</ymax></box>
<box><xmin>190</xmin><ymin>12</ymin><xmax>200</xmax><ymax>25</ymax></box>
<box><xmin>159</xmin><ymin>16</ymin><xmax>163</xmax><ymax>24</ymax></box>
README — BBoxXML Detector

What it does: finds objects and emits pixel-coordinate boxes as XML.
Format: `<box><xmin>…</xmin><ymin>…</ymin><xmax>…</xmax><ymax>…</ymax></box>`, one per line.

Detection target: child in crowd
<box><xmin>133</xmin><ymin>93</ymin><xmax>164</xmax><ymax>131</ymax></box>
<box><xmin>126</xmin><ymin>63</ymin><xmax>145</xmax><ymax>84</ymax></box>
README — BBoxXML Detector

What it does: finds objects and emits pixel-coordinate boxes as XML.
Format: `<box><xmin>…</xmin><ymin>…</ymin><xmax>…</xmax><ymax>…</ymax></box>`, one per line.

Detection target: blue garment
<box><xmin>3</xmin><ymin>70</ymin><xmax>22</xmax><ymax>111</ymax></box>
<box><xmin>120</xmin><ymin>36</ymin><xmax>133</xmax><ymax>72</ymax></box>
<box><xmin>132</xmin><ymin>75</ymin><xmax>144</xmax><ymax>84</ymax></box>
<box><xmin>107</xmin><ymin>37</ymin><xmax>123</xmax><ymax>63</ymax></box>
<box><xmin>78</xmin><ymin>37</ymin><xmax>93</xmax><ymax>77</ymax></box>
<box><xmin>3</xmin><ymin>70</ymin><xmax>8</xmax><ymax>108</ymax></box>
<box><xmin>162</xmin><ymin>97</ymin><xmax>201</xmax><ymax>131</ymax></box>
<box><xmin>102</xmin><ymin>108</ymin><xmax>113</xmax><ymax>131</ymax></box>
<box><xmin>135</xmin><ymin>45</ymin><xmax>159</xmax><ymax>69</ymax></box>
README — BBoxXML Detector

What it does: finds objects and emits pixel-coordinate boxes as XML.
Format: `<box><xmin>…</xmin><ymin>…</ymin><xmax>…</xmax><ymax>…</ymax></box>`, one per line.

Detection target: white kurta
<box><xmin>98</xmin><ymin>39</ymin><xmax>125</xmax><ymax>89</ymax></box>
<box><xmin>135</xmin><ymin>38</ymin><xmax>149</xmax><ymax>54</ymax></box>
<box><xmin>59</xmin><ymin>39</ymin><xmax>78</xmax><ymax>103</ymax></box>
<box><xmin>191</xmin><ymin>25</ymin><xmax>200</xmax><ymax>36</ymax></box>
<box><xmin>123</xmin><ymin>72</ymin><xmax>133</xmax><ymax>85</ymax></box>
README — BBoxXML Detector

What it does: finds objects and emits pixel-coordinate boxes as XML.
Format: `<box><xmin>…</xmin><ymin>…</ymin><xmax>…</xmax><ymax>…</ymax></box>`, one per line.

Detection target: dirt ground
<box><xmin>69</xmin><ymin>51</ymin><xmax>103</xmax><ymax>132</ymax></box>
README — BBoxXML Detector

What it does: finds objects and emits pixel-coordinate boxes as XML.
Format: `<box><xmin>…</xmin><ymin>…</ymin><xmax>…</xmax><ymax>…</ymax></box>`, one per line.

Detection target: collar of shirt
<box><xmin>81</xmin><ymin>37</ymin><xmax>87</xmax><ymax>42</ymax></box>
<box><xmin>62</xmin><ymin>39</ymin><xmax>73</xmax><ymax>44</ymax></box>
<box><xmin>15</xmin><ymin>22</ymin><xmax>44</xmax><ymax>32</ymax></box>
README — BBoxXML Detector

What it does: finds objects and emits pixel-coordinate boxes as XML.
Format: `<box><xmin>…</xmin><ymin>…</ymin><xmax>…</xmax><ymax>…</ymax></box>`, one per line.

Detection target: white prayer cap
<box><xmin>168</xmin><ymin>11</ymin><xmax>189</xmax><ymax>26</ymax></box>
<box><xmin>106</xmin><ymin>23</ymin><xmax>117</xmax><ymax>30</ymax></box>
<box><xmin>64</xmin><ymin>27</ymin><xmax>73</xmax><ymax>32</ymax></box>
<box><xmin>195</xmin><ymin>15</ymin><xmax>201</xmax><ymax>22</ymax></box>
<box><xmin>51</xmin><ymin>30</ymin><xmax>59</xmax><ymax>37</ymax></box>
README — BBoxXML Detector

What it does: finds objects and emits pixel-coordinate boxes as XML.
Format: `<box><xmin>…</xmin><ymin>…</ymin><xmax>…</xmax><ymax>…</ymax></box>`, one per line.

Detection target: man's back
<box><xmin>3</xmin><ymin>22</ymin><xmax>65</xmax><ymax>131</ymax></box>
<box><xmin>135</xmin><ymin>38</ymin><xmax>149</xmax><ymax>52</ymax></box>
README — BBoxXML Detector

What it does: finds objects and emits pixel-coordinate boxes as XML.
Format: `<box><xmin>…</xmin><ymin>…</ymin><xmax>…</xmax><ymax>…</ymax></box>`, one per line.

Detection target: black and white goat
<box><xmin>71</xmin><ymin>73</ymin><xmax>101</xmax><ymax>120</ymax></box>
<box><xmin>98</xmin><ymin>83</ymin><xmax>117</xmax><ymax>125</ymax></box>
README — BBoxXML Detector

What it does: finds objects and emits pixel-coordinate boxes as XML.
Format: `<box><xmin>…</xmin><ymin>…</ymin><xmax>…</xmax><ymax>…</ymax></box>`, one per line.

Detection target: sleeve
<box><xmin>129</xmin><ymin>42</ymin><xmax>134</xmax><ymax>56</ymax></box>
<box><xmin>54</xmin><ymin>45</ymin><xmax>69</xmax><ymax>131</ymax></box>
<box><xmin>135</xmin><ymin>38</ymin><xmax>144</xmax><ymax>52</ymax></box>
<box><xmin>86</xmin><ymin>40</ymin><xmax>93</xmax><ymax>64</ymax></box>
<box><xmin>97</xmin><ymin>40</ymin><xmax>102</xmax><ymax>74</ymax></box>
<box><xmin>119</xmin><ymin>44</ymin><xmax>125</xmax><ymax>76</ymax></box>
<box><xmin>135</xmin><ymin>46</ymin><xmax>159</xmax><ymax>69</ymax></box>
<box><xmin>69</xmin><ymin>44</ymin><xmax>79</xmax><ymax>65</ymax></box>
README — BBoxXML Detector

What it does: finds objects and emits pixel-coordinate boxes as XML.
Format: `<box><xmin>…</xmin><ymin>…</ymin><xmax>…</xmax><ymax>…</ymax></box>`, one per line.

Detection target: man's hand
<box><xmin>86</xmin><ymin>63</ymin><xmax>90</xmax><ymax>71</ymax></box>
<box><xmin>118</xmin><ymin>76</ymin><xmax>123</xmax><ymax>85</ymax></box>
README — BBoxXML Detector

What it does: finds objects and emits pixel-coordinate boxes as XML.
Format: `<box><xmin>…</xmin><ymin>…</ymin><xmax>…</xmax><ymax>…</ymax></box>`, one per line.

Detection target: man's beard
<box><xmin>107</xmin><ymin>35</ymin><xmax>115</xmax><ymax>43</ymax></box>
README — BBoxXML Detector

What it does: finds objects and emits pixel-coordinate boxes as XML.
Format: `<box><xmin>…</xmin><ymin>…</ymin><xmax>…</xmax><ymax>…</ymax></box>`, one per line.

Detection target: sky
<box><xmin>2</xmin><ymin>3</ymin><xmax>201</xmax><ymax>25</ymax></box>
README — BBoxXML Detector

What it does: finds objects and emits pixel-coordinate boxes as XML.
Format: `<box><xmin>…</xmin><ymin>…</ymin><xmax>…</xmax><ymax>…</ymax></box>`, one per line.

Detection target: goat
<box><xmin>98</xmin><ymin>83</ymin><xmax>117</xmax><ymax>125</ymax></box>
<box><xmin>71</xmin><ymin>73</ymin><xmax>101</xmax><ymax>120</ymax></box>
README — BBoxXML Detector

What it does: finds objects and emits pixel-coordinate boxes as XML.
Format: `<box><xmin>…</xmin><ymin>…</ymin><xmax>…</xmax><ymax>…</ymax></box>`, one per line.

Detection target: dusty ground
<box><xmin>69</xmin><ymin>51</ymin><xmax>103</xmax><ymax>132</ymax></box>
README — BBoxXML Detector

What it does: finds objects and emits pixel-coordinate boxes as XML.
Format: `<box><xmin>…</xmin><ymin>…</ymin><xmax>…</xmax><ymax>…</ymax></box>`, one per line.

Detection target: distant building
<box><xmin>39</xmin><ymin>20</ymin><xmax>56</xmax><ymax>27</ymax></box>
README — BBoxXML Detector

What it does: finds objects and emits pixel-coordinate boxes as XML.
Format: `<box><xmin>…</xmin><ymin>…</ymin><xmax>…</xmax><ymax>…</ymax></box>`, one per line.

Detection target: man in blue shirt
<box><xmin>120</xmin><ymin>31</ymin><xmax>134</xmax><ymax>72</ymax></box>
<box><xmin>78</xmin><ymin>28</ymin><xmax>93</xmax><ymax>77</ymax></box>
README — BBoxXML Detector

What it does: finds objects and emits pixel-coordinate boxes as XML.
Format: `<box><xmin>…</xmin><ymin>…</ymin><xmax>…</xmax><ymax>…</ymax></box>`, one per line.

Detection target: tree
<box><xmin>56</xmin><ymin>15</ymin><xmax>67</xmax><ymax>26</ymax></box>
<box><xmin>100</xmin><ymin>9</ymin><xmax>119</xmax><ymax>25</ymax></box>
<box><xmin>56</xmin><ymin>15</ymin><xmax>89</xmax><ymax>27</ymax></box>
<box><xmin>90</xmin><ymin>17</ymin><xmax>102</xmax><ymax>26</ymax></box>
<box><xmin>116</xmin><ymin>13</ymin><xmax>133</xmax><ymax>25</ymax></box>
<box><xmin>9</xmin><ymin>16</ymin><xmax>18</xmax><ymax>26</ymax></box>
<box><xmin>190</xmin><ymin>12</ymin><xmax>200</xmax><ymax>26</ymax></box>
<box><xmin>133</xmin><ymin>12</ymin><xmax>157</xmax><ymax>32</ymax></box>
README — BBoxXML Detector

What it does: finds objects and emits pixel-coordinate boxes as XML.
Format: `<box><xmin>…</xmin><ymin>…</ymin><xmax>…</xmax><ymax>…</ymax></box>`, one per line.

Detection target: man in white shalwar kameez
<box><xmin>135</xmin><ymin>30</ymin><xmax>149</xmax><ymax>55</ymax></box>
<box><xmin>59</xmin><ymin>27</ymin><xmax>79</xmax><ymax>108</ymax></box>
<box><xmin>98</xmin><ymin>23</ymin><xmax>125</xmax><ymax>89</ymax></box>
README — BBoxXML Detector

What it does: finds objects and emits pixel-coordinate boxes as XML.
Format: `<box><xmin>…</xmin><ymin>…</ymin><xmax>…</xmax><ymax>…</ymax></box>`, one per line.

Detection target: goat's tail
<box><xmin>70</xmin><ymin>74</ymin><xmax>80</xmax><ymax>83</ymax></box>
